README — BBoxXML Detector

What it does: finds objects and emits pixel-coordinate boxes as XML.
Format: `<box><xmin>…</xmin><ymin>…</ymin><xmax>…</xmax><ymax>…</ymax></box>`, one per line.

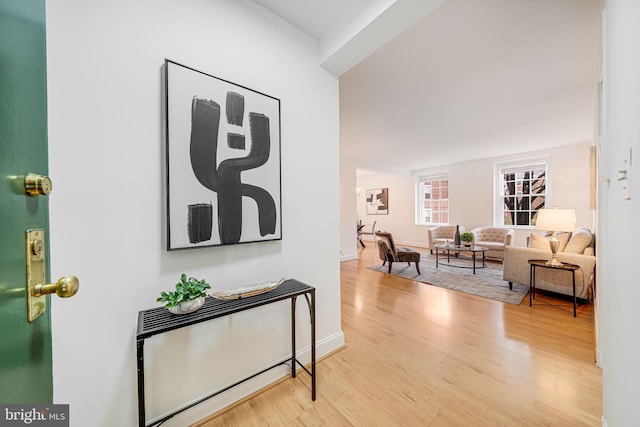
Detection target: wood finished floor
<box><xmin>195</xmin><ymin>244</ymin><xmax>602</xmax><ymax>426</ymax></box>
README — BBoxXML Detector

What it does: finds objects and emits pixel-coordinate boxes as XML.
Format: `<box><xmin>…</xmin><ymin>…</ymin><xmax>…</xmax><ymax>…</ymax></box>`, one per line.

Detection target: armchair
<box><xmin>375</xmin><ymin>231</ymin><xmax>421</xmax><ymax>274</ymax></box>
<box><xmin>470</xmin><ymin>227</ymin><xmax>514</xmax><ymax>260</ymax></box>
<box><xmin>427</xmin><ymin>225</ymin><xmax>465</xmax><ymax>254</ymax></box>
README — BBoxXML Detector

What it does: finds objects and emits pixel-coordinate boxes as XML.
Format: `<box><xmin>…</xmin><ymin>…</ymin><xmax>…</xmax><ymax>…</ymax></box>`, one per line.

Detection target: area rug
<box><xmin>367</xmin><ymin>254</ymin><xmax>529</xmax><ymax>305</ymax></box>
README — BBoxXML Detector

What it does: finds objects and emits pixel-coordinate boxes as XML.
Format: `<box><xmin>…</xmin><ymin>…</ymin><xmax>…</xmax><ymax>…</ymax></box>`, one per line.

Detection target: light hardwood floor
<box><xmin>196</xmin><ymin>244</ymin><xmax>602</xmax><ymax>426</ymax></box>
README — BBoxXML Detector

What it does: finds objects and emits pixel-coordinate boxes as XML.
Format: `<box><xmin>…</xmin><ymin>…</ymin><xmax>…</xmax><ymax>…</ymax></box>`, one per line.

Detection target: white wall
<box><xmin>599</xmin><ymin>0</ymin><xmax>640</xmax><ymax>424</ymax></box>
<box><xmin>46</xmin><ymin>1</ymin><xmax>344</xmax><ymax>425</ymax></box>
<box><xmin>355</xmin><ymin>142</ymin><xmax>594</xmax><ymax>248</ymax></box>
<box><xmin>355</xmin><ymin>173</ymin><xmax>421</xmax><ymax>245</ymax></box>
<box><xmin>340</xmin><ymin>156</ymin><xmax>358</xmax><ymax>261</ymax></box>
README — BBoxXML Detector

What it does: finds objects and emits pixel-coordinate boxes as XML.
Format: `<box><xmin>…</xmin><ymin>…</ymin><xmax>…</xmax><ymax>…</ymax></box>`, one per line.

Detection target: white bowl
<box><xmin>167</xmin><ymin>296</ymin><xmax>205</xmax><ymax>315</ymax></box>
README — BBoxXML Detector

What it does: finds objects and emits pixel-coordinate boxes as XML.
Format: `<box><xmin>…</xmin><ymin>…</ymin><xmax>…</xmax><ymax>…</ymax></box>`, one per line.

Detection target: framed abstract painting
<box><xmin>164</xmin><ymin>59</ymin><xmax>282</xmax><ymax>250</ymax></box>
<box><xmin>366</xmin><ymin>188</ymin><xmax>389</xmax><ymax>215</ymax></box>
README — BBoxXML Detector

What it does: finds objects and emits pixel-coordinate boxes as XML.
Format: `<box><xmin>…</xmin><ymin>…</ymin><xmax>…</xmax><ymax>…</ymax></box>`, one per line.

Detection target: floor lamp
<box><xmin>535</xmin><ymin>208</ymin><xmax>576</xmax><ymax>267</ymax></box>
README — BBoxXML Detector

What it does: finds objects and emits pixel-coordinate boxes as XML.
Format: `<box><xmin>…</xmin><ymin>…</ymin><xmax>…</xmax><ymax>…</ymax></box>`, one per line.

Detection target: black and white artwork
<box><xmin>165</xmin><ymin>60</ymin><xmax>281</xmax><ymax>250</ymax></box>
<box><xmin>365</xmin><ymin>188</ymin><xmax>389</xmax><ymax>215</ymax></box>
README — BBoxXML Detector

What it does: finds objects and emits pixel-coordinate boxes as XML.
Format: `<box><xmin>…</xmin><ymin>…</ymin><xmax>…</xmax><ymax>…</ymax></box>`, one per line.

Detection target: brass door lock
<box><xmin>26</xmin><ymin>229</ymin><xmax>78</xmax><ymax>322</ymax></box>
<box><xmin>25</xmin><ymin>173</ymin><xmax>52</xmax><ymax>196</ymax></box>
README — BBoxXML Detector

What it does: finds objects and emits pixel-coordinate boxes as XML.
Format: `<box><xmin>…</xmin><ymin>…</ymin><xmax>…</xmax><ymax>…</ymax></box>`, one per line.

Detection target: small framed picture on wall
<box><xmin>365</xmin><ymin>188</ymin><xmax>388</xmax><ymax>215</ymax></box>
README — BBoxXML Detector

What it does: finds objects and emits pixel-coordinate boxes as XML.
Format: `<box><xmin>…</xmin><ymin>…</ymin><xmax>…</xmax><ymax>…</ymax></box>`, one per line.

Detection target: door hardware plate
<box><xmin>26</xmin><ymin>228</ymin><xmax>46</xmax><ymax>322</ymax></box>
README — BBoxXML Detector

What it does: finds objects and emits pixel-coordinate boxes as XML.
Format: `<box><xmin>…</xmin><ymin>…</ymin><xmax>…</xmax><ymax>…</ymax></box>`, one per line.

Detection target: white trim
<box><xmin>394</xmin><ymin>239</ymin><xmax>429</xmax><ymax>249</ymax></box>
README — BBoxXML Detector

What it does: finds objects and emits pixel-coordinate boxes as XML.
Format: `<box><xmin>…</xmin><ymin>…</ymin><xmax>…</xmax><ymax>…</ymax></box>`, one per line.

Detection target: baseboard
<box><xmin>341</xmin><ymin>253</ymin><xmax>358</xmax><ymax>262</ymax></box>
<box><xmin>355</xmin><ymin>236</ymin><xmax>428</xmax><ymax>250</ymax></box>
<box><xmin>167</xmin><ymin>330</ymin><xmax>346</xmax><ymax>427</ymax></box>
<box><xmin>395</xmin><ymin>240</ymin><xmax>429</xmax><ymax>249</ymax></box>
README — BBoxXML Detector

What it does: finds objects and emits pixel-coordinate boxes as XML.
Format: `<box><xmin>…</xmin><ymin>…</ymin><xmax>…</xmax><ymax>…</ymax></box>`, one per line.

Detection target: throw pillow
<box><xmin>564</xmin><ymin>229</ymin><xmax>592</xmax><ymax>254</ymax></box>
<box><xmin>529</xmin><ymin>233</ymin><xmax>570</xmax><ymax>252</ymax></box>
<box><xmin>529</xmin><ymin>234</ymin><xmax>552</xmax><ymax>251</ymax></box>
<box><xmin>556</xmin><ymin>232</ymin><xmax>571</xmax><ymax>251</ymax></box>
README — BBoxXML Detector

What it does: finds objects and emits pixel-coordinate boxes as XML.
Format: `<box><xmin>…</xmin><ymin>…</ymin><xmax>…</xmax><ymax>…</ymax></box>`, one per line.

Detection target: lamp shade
<box><xmin>535</xmin><ymin>208</ymin><xmax>576</xmax><ymax>232</ymax></box>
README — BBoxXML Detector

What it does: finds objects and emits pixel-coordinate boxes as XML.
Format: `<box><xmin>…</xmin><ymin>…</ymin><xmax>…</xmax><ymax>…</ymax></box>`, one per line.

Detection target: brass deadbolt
<box><xmin>25</xmin><ymin>173</ymin><xmax>52</xmax><ymax>196</ymax></box>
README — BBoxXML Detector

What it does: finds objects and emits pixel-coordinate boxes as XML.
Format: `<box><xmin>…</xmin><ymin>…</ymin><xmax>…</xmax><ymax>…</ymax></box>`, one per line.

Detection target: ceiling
<box><xmin>252</xmin><ymin>0</ymin><xmax>372</xmax><ymax>40</ymax></box>
<box><xmin>254</xmin><ymin>0</ymin><xmax>602</xmax><ymax>175</ymax></box>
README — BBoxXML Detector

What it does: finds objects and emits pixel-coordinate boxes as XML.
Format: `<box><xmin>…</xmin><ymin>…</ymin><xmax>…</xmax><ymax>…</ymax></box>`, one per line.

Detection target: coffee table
<box><xmin>434</xmin><ymin>244</ymin><xmax>488</xmax><ymax>274</ymax></box>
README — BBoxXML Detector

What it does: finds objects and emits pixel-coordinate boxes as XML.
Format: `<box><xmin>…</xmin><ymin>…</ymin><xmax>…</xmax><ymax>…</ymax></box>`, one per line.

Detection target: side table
<box><xmin>528</xmin><ymin>259</ymin><xmax>580</xmax><ymax>317</ymax></box>
<box><xmin>136</xmin><ymin>279</ymin><xmax>315</xmax><ymax>427</ymax></box>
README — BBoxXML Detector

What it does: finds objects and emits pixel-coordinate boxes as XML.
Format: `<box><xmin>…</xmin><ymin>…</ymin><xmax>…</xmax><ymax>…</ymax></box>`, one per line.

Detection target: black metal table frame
<box><xmin>529</xmin><ymin>259</ymin><xmax>579</xmax><ymax>317</ymax></box>
<box><xmin>136</xmin><ymin>279</ymin><xmax>316</xmax><ymax>427</ymax></box>
<box><xmin>434</xmin><ymin>244</ymin><xmax>487</xmax><ymax>274</ymax></box>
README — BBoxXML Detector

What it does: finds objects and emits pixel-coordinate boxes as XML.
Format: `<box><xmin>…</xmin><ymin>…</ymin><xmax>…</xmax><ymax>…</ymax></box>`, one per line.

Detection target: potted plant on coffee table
<box><xmin>157</xmin><ymin>273</ymin><xmax>211</xmax><ymax>315</ymax></box>
<box><xmin>460</xmin><ymin>232</ymin><xmax>474</xmax><ymax>247</ymax></box>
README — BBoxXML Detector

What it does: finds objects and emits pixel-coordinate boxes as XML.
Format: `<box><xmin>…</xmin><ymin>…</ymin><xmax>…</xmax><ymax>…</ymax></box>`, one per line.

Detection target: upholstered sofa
<box><xmin>427</xmin><ymin>225</ymin><xmax>465</xmax><ymax>254</ymax></box>
<box><xmin>470</xmin><ymin>227</ymin><xmax>514</xmax><ymax>260</ymax></box>
<box><xmin>502</xmin><ymin>227</ymin><xmax>596</xmax><ymax>300</ymax></box>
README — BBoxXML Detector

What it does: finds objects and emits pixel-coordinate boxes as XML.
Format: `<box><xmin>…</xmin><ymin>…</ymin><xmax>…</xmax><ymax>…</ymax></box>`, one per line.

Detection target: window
<box><xmin>416</xmin><ymin>173</ymin><xmax>448</xmax><ymax>225</ymax></box>
<box><xmin>495</xmin><ymin>158</ymin><xmax>549</xmax><ymax>227</ymax></box>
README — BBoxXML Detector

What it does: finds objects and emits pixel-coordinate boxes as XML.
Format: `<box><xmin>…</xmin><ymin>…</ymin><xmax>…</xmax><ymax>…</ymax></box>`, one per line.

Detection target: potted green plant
<box><xmin>157</xmin><ymin>274</ymin><xmax>211</xmax><ymax>315</ymax></box>
<box><xmin>460</xmin><ymin>232</ymin><xmax>474</xmax><ymax>247</ymax></box>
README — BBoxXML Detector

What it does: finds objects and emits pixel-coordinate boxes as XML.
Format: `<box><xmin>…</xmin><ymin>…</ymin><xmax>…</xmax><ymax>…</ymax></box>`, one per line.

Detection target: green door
<box><xmin>0</xmin><ymin>0</ymin><xmax>52</xmax><ymax>402</ymax></box>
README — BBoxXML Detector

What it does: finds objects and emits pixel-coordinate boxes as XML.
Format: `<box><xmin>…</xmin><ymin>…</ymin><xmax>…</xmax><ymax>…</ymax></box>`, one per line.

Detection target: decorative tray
<box><xmin>211</xmin><ymin>278</ymin><xmax>286</xmax><ymax>300</ymax></box>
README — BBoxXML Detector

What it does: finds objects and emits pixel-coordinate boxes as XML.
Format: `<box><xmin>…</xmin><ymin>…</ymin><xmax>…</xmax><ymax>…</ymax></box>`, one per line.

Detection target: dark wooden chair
<box><xmin>375</xmin><ymin>231</ymin><xmax>421</xmax><ymax>274</ymax></box>
<box><xmin>358</xmin><ymin>220</ymin><xmax>377</xmax><ymax>248</ymax></box>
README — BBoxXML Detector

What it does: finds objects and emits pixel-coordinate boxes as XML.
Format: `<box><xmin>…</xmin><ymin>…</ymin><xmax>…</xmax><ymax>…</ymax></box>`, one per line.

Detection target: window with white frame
<box><xmin>416</xmin><ymin>173</ymin><xmax>448</xmax><ymax>225</ymax></box>
<box><xmin>495</xmin><ymin>158</ymin><xmax>549</xmax><ymax>227</ymax></box>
